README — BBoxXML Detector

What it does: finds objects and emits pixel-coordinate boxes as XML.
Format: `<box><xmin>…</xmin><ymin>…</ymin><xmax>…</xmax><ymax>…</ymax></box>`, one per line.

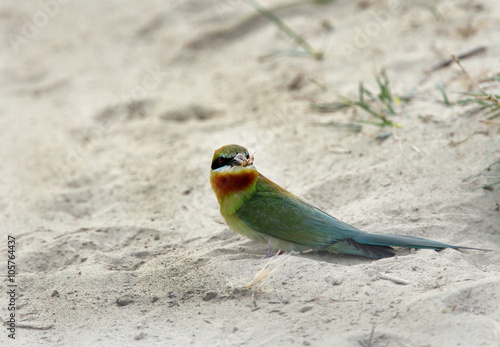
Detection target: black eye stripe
<box><xmin>211</xmin><ymin>156</ymin><xmax>232</xmax><ymax>170</ymax></box>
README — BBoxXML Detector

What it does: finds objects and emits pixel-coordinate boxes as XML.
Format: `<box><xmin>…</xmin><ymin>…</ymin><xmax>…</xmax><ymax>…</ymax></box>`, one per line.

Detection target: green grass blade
<box><xmin>436</xmin><ymin>81</ymin><xmax>451</xmax><ymax>106</ymax></box>
<box><xmin>244</xmin><ymin>0</ymin><xmax>323</xmax><ymax>60</ymax></box>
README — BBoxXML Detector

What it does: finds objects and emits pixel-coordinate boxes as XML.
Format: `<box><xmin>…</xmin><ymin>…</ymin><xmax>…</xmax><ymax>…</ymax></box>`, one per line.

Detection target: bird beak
<box><xmin>231</xmin><ymin>153</ymin><xmax>253</xmax><ymax>167</ymax></box>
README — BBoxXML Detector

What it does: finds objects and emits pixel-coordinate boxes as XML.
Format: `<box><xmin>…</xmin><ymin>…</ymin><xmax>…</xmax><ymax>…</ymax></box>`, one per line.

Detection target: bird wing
<box><xmin>235</xmin><ymin>174</ymin><xmax>362</xmax><ymax>248</ymax></box>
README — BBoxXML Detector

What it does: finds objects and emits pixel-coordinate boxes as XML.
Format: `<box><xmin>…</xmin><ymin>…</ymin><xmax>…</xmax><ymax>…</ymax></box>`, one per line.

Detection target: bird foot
<box><xmin>262</xmin><ymin>246</ymin><xmax>274</xmax><ymax>258</ymax></box>
<box><xmin>262</xmin><ymin>246</ymin><xmax>284</xmax><ymax>258</ymax></box>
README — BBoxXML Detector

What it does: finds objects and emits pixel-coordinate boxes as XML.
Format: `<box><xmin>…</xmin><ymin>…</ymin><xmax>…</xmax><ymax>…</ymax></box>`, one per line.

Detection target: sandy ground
<box><xmin>1</xmin><ymin>0</ymin><xmax>500</xmax><ymax>346</ymax></box>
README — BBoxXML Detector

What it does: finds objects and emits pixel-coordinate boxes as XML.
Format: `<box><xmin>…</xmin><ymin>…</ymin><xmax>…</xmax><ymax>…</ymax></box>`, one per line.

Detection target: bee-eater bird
<box><xmin>210</xmin><ymin>144</ymin><xmax>487</xmax><ymax>259</ymax></box>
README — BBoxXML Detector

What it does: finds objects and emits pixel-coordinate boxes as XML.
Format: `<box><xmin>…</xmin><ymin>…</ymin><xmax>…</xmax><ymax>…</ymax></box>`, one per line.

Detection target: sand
<box><xmin>1</xmin><ymin>0</ymin><xmax>500</xmax><ymax>346</ymax></box>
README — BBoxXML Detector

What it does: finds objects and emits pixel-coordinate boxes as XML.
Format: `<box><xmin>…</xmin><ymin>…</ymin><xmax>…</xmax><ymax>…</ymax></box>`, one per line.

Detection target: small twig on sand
<box><xmin>451</xmin><ymin>53</ymin><xmax>500</xmax><ymax>108</ymax></box>
<box><xmin>379</xmin><ymin>273</ymin><xmax>411</xmax><ymax>285</ymax></box>
<box><xmin>449</xmin><ymin>130</ymin><xmax>489</xmax><ymax>147</ymax></box>
<box><xmin>480</xmin><ymin>120</ymin><xmax>500</xmax><ymax>125</ymax></box>
<box><xmin>359</xmin><ymin>325</ymin><xmax>376</xmax><ymax>347</ymax></box>
<box><xmin>0</xmin><ymin>317</ymin><xmax>54</xmax><ymax>330</ymax></box>
<box><xmin>419</xmin><ymin>46</ymin><xmax>487</xmax><ymax>85</ymax></box>
<box><xmin>17</xmin><ymin>323</ymin><xmax>55</xmax><ymax>330</ymax></box>
<box><xmin>430</xmin><ymin>46</ymin><xmax>487</xmax><ymax>71</ymax></box>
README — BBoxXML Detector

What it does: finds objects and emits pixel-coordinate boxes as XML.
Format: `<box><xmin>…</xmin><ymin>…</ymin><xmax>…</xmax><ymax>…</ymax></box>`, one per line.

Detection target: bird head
<box><xmin>210</xmin><ymin>144</ymin><xmax>258</xmax><ymax>206</ymax></box>
<box><xmin>211</xmin><ymin>144</ymin><xmax>254</xmax><ymax>172</ymax></box>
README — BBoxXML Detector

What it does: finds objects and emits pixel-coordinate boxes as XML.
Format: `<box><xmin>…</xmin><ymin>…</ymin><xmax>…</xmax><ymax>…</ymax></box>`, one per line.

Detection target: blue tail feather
<box><xmin>354</xmin><ymin>232</ymin><xmax>489</xmax><ymax>252</ymax></box>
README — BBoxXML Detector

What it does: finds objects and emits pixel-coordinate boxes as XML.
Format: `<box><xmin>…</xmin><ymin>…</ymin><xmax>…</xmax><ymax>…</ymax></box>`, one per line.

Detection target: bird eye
<box><xmin>219</xmin><ymin>157</ymin><xmax>224</xmax><ymax>163</ymax></box>
<box><xmin>246</xmin><ymin>153</ymin><xmax>249</xmax><ymax>159</ymax></box>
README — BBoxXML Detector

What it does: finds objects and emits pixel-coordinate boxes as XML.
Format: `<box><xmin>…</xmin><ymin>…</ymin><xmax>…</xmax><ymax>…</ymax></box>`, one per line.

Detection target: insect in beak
<box><xmin>242</xmin><ymin>153</ymin><xmax>255</xmax><ymax>167</ymax></box>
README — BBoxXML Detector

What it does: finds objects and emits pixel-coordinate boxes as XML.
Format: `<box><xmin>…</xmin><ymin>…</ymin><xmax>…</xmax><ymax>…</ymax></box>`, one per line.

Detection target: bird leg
<box><xmin>262</xmin><ymin>245</ymin><xmax>275</xmax><ymax>258</ymax></box>
<box><xmin>262</xmin><ymin>246</ymin><xmax>284</xmax><ymax>258</ymax></box>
